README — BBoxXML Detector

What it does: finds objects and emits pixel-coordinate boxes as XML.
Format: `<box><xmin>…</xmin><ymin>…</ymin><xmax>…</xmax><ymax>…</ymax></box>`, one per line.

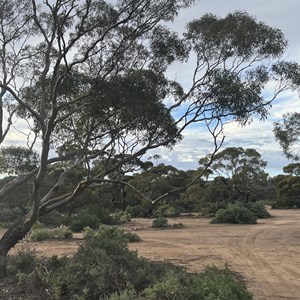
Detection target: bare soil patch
<box><xmin>5</xmin><ymin>208</ymin><xmax>300</xmax><ymax>300</ymax></box>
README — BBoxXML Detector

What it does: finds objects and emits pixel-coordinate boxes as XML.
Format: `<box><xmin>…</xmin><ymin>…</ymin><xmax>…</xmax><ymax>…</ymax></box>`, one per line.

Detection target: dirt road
<box><xmin>6</xmin><ymin>208</ymin><xmax>300</xmax><ymax>300</ymax></box>
<box><xmin>125</xmin><ymin>209</ymin><xmax>300</xmax><ymax>300</ymax></box>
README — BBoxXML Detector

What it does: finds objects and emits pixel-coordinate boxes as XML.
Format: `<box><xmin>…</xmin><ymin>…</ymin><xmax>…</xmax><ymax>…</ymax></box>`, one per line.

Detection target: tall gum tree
<box><xmin>0</xmin><ymin>0</ymin><xmax>299</xmax><ymax>277</ymax></box>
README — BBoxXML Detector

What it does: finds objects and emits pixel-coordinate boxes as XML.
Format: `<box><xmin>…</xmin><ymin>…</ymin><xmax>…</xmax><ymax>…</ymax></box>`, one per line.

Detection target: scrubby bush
<box><xmin>189</xmin><ymin>266</ymin><xmax>252</xmax><ymax>300</ymax></box>
<box><xmin>110</xmin><ymin>211</ymin><xmax>131</xmax><ymax>225</ymax></box>
<box><xmin>211</xmin><ymin>204</ymin><xmax>257</xmax><ymax>224</ymax></box>
<box><xmin>38</xmin><ymin>210</ymin><xmax>64</xmax><ymax>227</ymax></box>
<box><xmin>7</xmin><ymin>244</ymin><xmax>37</xmax><ymax>274</ymax></box>
<box><xmin>142</xmin><ymin>270</ymin><xmax>189</xmax><ymax>299</ymax></box>
<box><xmin>245</xmin><ymin>202</ymin><xmax>271</xmax><ymax>219</ymax></box>
<box><xmin>9</xmin><ymin>226</ymin><xmax>253</xmax><ymax>300</ymax></box>
<box><xmin>30</xmin><ymin>223</ymin><xmax>73</xmax><ymax>241</ymax></box>
<box><xmin>126</xmin><ymin>204</ymin><xmax>153</xmax><ymax>218</ymax></box>
<box><xmin>0</xmin><ymin>207</ymin><xmax>21</xmax><ymax>226</ymax></box>
<box><xmin>30</xmin><ymin>227</ymin><xmax>52</xmax><ymax>242</ymax></box>
<box><xmin>153</xmin><ymin>204</ymin><xmax>180</xmax><ymax>218</ymax></box>
<box><xmin>201</xmin><ymin>201</ymin><xmax>229</xmax><ymax>217</ymax></box>
<box><xmin>53</xmin><ymin>225</ymin><xmax>73</xmax><ymax>239</ymax></box>
<box><xmin>83</xmin><ymin>226</ymin><xmax>141</xmax><ymax>243</ymax></box>
<box><xmin>70</xmin><ymin>213</ymin><xmax>100</xmax><ymax>232</ymax></box>
<box><xmin>173</xmin><ymin>223</ymin><xmax>184</xmax><ymax>229</ymax></box>
<box><xmin>152</xmin><ymin>217</ymin><xmax>168</xmax><ymax>228</ymax></box>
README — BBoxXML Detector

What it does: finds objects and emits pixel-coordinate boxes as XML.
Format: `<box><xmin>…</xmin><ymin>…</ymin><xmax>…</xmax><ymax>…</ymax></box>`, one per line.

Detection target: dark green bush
<box><xmin>211</xmin><ymin>204</ymin><xmax>257</xmax><ymax>224</ymax></box>
<box><xmin>153</xmin><ymin>204</ymin><xmax>180</xmax><ymax>218</ymax></box>
<box><xmin>152</xmin><ymin>217</ymin><xmax>168</xmax><ymax>228</ymax></box>
<box><xmin>126</xmin><ymin>204</ymin><xmax>152</xmax><ymax>218</ymax></box>
<box><xmin>70</xmin><ymin>213</ymin><xmax>100</xmax><ymax>232</ymax></box>
<box><xmin>142</xmin><ymin>270</ymin><xmax>189</xmax><ymax>299</ymax></box>
<box><xmin>173</xmin><ymin>223</ymin><xmax>184</xmax><ymax>229</ymax></box>
<box><xmin>245</xmin><ymin>203</ymin><xmax>271</xmax><ymax>219</ymax></box>
<box><xmin>53</xmin><ymin>225</ymin><xmax>73</xmax><ymax>239</ymax></box>
<box><xmin>123</xmin><ymin>231</ymin><xmax>142</xmax><ymax>243</ymax></box>
<box><xmin>7</xmin><ymin>244</ymin><xmax>37</xmax><ymax>274</ymax></box>
<box><xmin>30</xmin><ymin>227</ymin><xmax>52</xmax><ymax>241</ymax></box>
<box><xmin>30</xmin><ymin>224</ymin><xmax>73</xmax><ymax>241</ymax></box>
<box><xmin>189</xmin><ymin>266</ymin><xmax>252</xmax><ymax>300</ymax></box>
<box><xmin>0</xmin><ymin>207</ymin><xmax>22</xmax><ymax>227</ymax></box>
<box><xmin>10</xmin><ymin>226</ymin><xmax>253</xmax><ymax>300</ymax></box>
<box><xmin>38</xmin><ymin>210</ymin><xmax>64</xmax><ymax>227</ymax></box>
<box><xmin>271</xmin><ymin>197</ymin><xmax>300</xmax><ymax>209</ymax></box>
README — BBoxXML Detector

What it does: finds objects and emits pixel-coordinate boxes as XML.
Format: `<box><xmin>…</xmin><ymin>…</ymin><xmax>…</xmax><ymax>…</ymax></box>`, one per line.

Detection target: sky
<box><xmin>3</xmin><ymin>0</ymin><xmax>300</xmax><ymax>177</ymax></box>
<box><xmin>147</xmin><ymin>0</ymin><xmax>300</xmax><ymax>176</ymax></box>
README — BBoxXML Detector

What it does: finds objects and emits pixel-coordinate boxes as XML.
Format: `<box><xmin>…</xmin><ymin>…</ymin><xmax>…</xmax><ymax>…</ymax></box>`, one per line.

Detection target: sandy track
<box><xmin>5</xmin><ymin>208</ymin><xmax>300</xmax><ymax>300</ymax></box>
<box><xmin>125</xmin><ymin>209</ymin><xmax>300</xmax><ymax>300</ymax></box>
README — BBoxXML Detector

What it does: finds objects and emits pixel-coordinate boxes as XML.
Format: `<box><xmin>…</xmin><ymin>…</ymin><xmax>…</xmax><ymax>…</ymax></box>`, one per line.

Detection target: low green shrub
<box><xmin>83</xmin><ymin>226</ymin><xmax>141</xmax><ymax>243</ymax></box>
<box><xmin>189</xmin><ymin>266</ymin><xmax>252</xmax><ymax>300</ymax></box>
<box><xmin>38</xmin><ymin>210</ymin><xmax>64</xmax><ymax>227</ymax></box>
<box><xmin>0</xmin><ymin>207</ymin><xmax>21</xmax><ymax>226</ymax></box>
<box><xmin>245</xmin><ymin>203</ymin><xmax>271</xmax><ymax>219</ymax></box>
<box><xmin>30</xmin><ymin>227</ymin><xmax>52</xmax><ymax>242</ymax></box>
<box><xmin>53</xmin><ymin>225</ymin><xmax>73</xmax><ymax>239</ymax></box>
<box><xmin>153</xmin><ymin>205</ymin><xmax>180</xmax><ymax>218</ymax></box>
<box><xmin>142</xmin><ymin>270</ymin><xmax>189</xmax><ymax>299</ymax></box>
<box><xmin>123</xmin><ymin>231</ymin><xmax>142</xmax><ymax>243</ymax></box>
<box><xmin>30</xmin><ymin>224</ymin><xmax>73</xmax><ymax>241</ymax></box>
<box><xmin>271</xmin><ymin>197</ymin><xmax>300</xmax><ymax>209</ymax></box>
<box><xmin>152</xmin><ymin>217</ymin><xmax>168</xmax><ymax>228</ymax></box>
<box><xmin>110</xmin><ymin>211</ymin><xmax>131</xmax><ymax>225</ymax></box>
<box><xmin>10</xmin><ymin>226</ymin><xmax>253</xmax><ymax>300</ymax></box>
<box><xmin>173</xmin><ymin>223</ymin><xmax>184</xmax><ymax>229</ymax></box>
<box><xmin>70</xmin><ymin>213</ymin><xmax>100</xmax><ymax>232</ymax></box>
<box><xmin>7</xmin><ymin>244</ymin><xmax>37</xmax><ymax>274</ymax></box>
<box><xmin>211</xmin><ymin>204</ymin><xmax>257</xmax><ymax>224</ymax></box>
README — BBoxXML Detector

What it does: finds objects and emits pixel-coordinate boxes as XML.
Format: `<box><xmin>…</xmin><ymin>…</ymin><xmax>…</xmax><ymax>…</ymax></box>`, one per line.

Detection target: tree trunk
<box><xmin>0</xmin><ymin>250</ymin><xmax>7</xmax><ymax>279</ymax></box>
<box><xmin>0</xmin><ymin>217</ymin><xmax>36</xmax><ymax>278</ymax></box>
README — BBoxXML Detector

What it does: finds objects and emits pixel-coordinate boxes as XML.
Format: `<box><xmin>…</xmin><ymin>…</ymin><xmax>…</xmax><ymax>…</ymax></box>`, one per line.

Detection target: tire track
<box><xmin>228</xmin><ymin>226</ymin><xmax>300</xmax><ymax>300</ymax></box>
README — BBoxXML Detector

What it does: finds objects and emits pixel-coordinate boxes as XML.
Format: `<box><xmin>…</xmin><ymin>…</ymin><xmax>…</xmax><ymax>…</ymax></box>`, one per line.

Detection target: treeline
<box><xmin>1</xmin><ymin>147</ymin><xmax>299</xmax><ymax>228</ymax></box>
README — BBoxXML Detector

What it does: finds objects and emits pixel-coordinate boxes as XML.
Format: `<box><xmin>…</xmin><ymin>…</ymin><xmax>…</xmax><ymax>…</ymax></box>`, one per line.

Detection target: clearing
<box><xmin>5</xmin><ymin>208</ymin><xmax>300</xmax><ymax>300</ymax></box>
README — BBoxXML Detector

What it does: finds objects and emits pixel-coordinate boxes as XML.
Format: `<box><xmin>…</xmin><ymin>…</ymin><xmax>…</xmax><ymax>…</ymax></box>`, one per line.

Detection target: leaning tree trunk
<box><xmin>0</xmin><ymin>216</ymin><xmax>37</xmax><ymax>278</ymax></box>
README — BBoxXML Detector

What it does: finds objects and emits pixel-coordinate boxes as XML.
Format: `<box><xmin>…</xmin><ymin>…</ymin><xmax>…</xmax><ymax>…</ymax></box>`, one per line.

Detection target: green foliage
<box><xmin>173</xmin><ymin>223</ymin><xmax>184</xmax><ymax>229</ymax></box>
<box><xmin>38</xmin><ymin>210</ymin><xmax>64</xmax><ymax>227</ymax></box>
<box><xmin>125</xmin><ymin>164</ymin><xmax>187</xmax><ymax>214</ymax></box>
<box><xmin>153</xmin><ymin>204</ymin><xmax>180</xmax><ymax>218</ymax></box>
<box><xmin>283</xmin><ymin>163</ymin><xmax>300</xmax><ymax>176</ymax></box>
<box><xmin>273</xmin><ymin>175</ymin><xmax>300</xmax><ymax>208</ymax></box>
<box><xmin>211</xmin><ymin>204</ymin><xmax>257</xmax><ymax>224</ymax></box>
<box><xmin>199</xmin><ymin>147</ymin><xmax>268</xmax><ymax>203</ymax></box>
<box><xmin>179</xmin><ymin>184</ymin><xmax>204</xmax><ymax>212</ymax></box>
<box><xmin>0</xmin><ymin>207</ymin><xmax>21</xmax><ymax>227</ymax></box>
<box><xmin>274</xmin><ymin>111</ymin><xmax>300</xmax><ymax>161</ymax></box>
<box><xmin>142</xmin><ymin>271</ymin><xmax>189</xmax><ymax>299</ymax></box>
<box><xmin>9</xmin><ymin>226</ymin><xmax>253</xmax><ymax>300</ymax></box>
<box><xmin>110</xmin><ymin>211</ymin><xmax>131</xmax><ymax>225</ymax></box>
<box><xmin>53</xmin><ymin>225</ymin><xmax>73</xmax><ymax>239</ymax></box>
<box><xmin>126</xmin><ymin>204</ymin><xmax>153</xmax><ymax>218</ymax></box>
<box><xmin>122</xmin><ymin>231</ymin><xmax>142</xmax><ymax>243</ymax></box>
<box><xmin>83</xmin><ymin>226</ymin><xmax>141</xmax><ymax>243</ymax></box>
<box><xmin>152</xmin><ymin>217</ymin><xmax>169</xmax><ymax>228</ymax></box>
<box><xmin>30</xmin><ymin>228</ymin><xmax>52</xmax><ymax>242</ymax></box>
<box><xmin>70</xmin><ymin>213</ymin><xmax>100</xmax><ymax>232</ymax></box>
<box><xmin>0</xmin><ymin>146</ymin><xmax>39</xmax><ymax>175</ymax></box>
<box><xmin>30</xmin><ymin>223</ymin><xmax>72</xmax><ymax>241</ymax></box>
<box><xmin>245</xmin><ymin>203</ymin><xmax>271</xmax><ymax>219</ymax></box>
<box><xmin>7</xmin><ymin>244</ymin><xmax>37</xmax><ymax>274</ymax></box>
<box><xmin>189</xmin><ymin>266</ymin><xmax>252</xmax><ymax>300</ymax></box>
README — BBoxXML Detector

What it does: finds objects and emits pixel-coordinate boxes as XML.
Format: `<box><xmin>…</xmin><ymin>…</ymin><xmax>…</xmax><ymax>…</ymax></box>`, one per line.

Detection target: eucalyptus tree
<box><xmin>274</xmin><ymin>112</ymin><xmax>300</xmax><ymax>161</ymax></box>
<box><xmin>0</xmin><ymin>0</ymin><xmax>299</xmax><ymax>277</ymax></box>
<box><xmin>199</xmin><ymin>147</ymin><xmax>268</xmax><ymax>201</ymax></box>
